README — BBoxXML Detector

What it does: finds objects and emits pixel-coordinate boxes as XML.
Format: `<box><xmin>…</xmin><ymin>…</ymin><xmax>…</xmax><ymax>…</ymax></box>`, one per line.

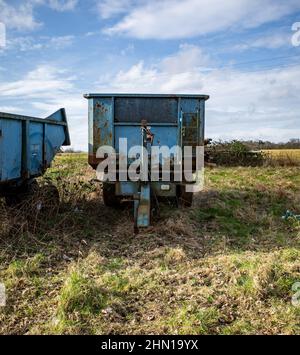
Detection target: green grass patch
<box><xmin>1</xmin><ymin>155</ymin><xmax>300</xmax><ymax>335</ymax></box>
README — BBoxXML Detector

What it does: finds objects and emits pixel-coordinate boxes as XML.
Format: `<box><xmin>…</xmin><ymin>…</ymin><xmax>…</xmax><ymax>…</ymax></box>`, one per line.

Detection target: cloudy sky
<box><xmin>0</xmin><ymin>0</ymin><xmax>299</xmax><ymax>151</ymax></box>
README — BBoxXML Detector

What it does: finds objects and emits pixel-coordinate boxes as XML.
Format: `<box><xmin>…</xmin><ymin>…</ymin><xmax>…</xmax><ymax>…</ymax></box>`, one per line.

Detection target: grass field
<box><xmin>0</xmin><ymin>153</ymin><xmax>300</xmax><ymax>335</ymax></box>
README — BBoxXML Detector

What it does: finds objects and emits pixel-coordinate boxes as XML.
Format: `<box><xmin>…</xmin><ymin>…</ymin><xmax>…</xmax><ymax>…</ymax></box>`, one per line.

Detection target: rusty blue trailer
<box><xmin>0</xmin><ymin>109</ymin><xmax>70</xmax><ymax>201</ymax></box>
<box><xmin>84</xmin><ymin>94</ymin><xmax>209</xmax><ymax>230</ymax></box>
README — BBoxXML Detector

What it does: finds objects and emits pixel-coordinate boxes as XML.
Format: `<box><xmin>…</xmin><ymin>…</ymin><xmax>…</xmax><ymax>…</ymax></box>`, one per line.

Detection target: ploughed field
<box><xmin>0</xmin><ymin>153</ymin><xmax>300</xmax><ymax>335</ymax></box>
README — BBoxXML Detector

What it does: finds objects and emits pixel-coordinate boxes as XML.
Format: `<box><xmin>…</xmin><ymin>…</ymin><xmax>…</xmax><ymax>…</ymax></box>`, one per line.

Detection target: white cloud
<box><xmin>160</xmin><ymin>44</ymin><xmax>211</xmax><ymax>73</ymax></box>
<box><xmin>0</xmin><ymin>65</ymin><xmax>75</xmax><ymax>98</ymax></box>
<box><xmin>0</xmin><ymin>0</ymin><xmax>40</xmax><ymax>31</ymax></box>
<box><xmin>0</xmin><ymin>64</ymin><xmax>86</xmax><ymax>150</ymax></box>
<box><xmin>0</xmin><ymin>105</ymin><xmax>25</xmax><ymax>113</ymax></box>
<box><xmin>7</xmin><ymin>35</ymin><xmax>75</xmax><ymax>51</ymax></box>
<box><xmin>104</xmin><ymin>0</ymin><xmax>300</xmax><ymax>39</ymax></box>
<box><xmin>0</xmin><ymin>0</ymin><xmax>78</xmax><ymax>31</ymax></box>
<box><xmin>1</xmin><ymin>44</ymin><xmax>299</xmax><ymax>151</ymax></box>
<box><xmin>234</xmin><ymin>33</ymin><xmax>290</xmax><ymax>51</ymax></box>
<box><xmin>203</xmin><ymin>67</ymin><xmax>300</xmax><ymax>142</ymax></box>
<box><xmin>48</xmin><ymin>35</ymin><xmax>75</xmax><ymax>48</ymax></box>
<box><xmin>47</xmin><ymin>0</ymin><xmax>78</xmax><ymax>12</ymax></box>
<box><xmin>95</xmin><ymin>44</ymin><xmax>300</xmax><ymax>143</ymax></box>
<box><xmin>97</xmin><ymin>0</ymin><xmax>140</xmax><ymax>19</ymax></box>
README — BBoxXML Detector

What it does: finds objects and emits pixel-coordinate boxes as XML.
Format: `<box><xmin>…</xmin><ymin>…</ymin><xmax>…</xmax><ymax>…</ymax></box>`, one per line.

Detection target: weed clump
<box><xmin>205</xmin><ymin>141</ymin><xmax>264</xmax><ymax>167</ymax></box>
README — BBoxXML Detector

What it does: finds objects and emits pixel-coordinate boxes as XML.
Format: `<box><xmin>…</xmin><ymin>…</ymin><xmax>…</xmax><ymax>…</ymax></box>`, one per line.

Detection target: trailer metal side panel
<box><xmin>115</xmin><ymin>125</ymin><xmax>178</xmax><ymax>156</ymax></box>
<box><xmin>84</xmin><ymin>93</ymin><xmax>209</xmax><ymax>229</ymax></box>
<box><xmin>93</xmin><ymin>98</ymin><xmax>114</xmax><ymax>147</ymax></box>
<box><xmin>45</xmin><ymin>124</ymin><xmax>67</xmax><ymax>166</ymax></box>
<box><xmin>0</xmin><ymin>108</ymin><xmax>70</xmax><ymax>187</ymax></box>
<box><xmin>0</xmin><ymin>119</ymin><xmax>22</xmax><ymax>181</ymax></box>
<box><xmin>29</xmin><ymin>121</ymin><xmax>43</xmax><ymax>176</ymax></box>
<box><xmin>85</xmin><ymin>94</ymin><xmax>209</xmax><ymax>168</ymax></box>
<box><xmin>114</xmin><ymin>97</ymin><xmax>178</xmax><ymax>123</ymax></box>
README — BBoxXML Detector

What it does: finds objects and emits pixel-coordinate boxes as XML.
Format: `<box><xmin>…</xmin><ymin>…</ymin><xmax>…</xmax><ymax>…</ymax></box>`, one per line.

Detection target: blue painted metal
<box><xmin>116</xmin><ymin>181</ymin><xmax>138</xmax><ymax>196</ymax></box>
<box><xmin>134</xmin><ymin>183</ymin><xmax>151</xmax><ymax>229</ymax></box>
<box><xmin>133</xmin><ymin>121</ymin><xmax>153</xmax><ymax>229</ymax></box>
<box><xmin>84</xmin><ymin>94</ymin><xmax>209</xmax><ymax>229</ymax></box>
<box><xmin>0</xmin><ymin>109</ymin><xmax>70</xmax><ymax>191</ymax></box>
<box><xmin>115</xmin><ymin>126</ymin><xmax>178</xmax><ymax>157</ymax></box>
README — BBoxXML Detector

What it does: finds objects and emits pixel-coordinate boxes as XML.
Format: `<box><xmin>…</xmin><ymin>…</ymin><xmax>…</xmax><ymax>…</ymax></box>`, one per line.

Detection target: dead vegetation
<box><xmin>0</xmin><ymin>153</ymin><xmax>300</xmax><ymax>335</ymax></box>
<box><xmin>205</xmin><ymin>141</ymin><xmax>300</xmax><ymax>167</ymax></box>
<box><xmin>263</xmin><ymin>150</ymin><xmax>300</xmax><ymax>167</ymax></box>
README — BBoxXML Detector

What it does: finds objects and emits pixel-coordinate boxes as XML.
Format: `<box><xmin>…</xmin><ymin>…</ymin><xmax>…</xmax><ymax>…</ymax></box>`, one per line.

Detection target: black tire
<box><xmin>177</xmin><ymin>185</ymin><xmax>194</xmax><ymax>208</ymax></box>
<box><xmin>102</xmin><ymin>183</ymin><xmax>121</xmax><ymax>208</ymax></box>
<box><xmin>5</xmin><ymin>180</ymin><xmax>38</xmax><ymax>207</ymax></box>
<box><xmin>5</xmin><ymin>194</ymin><xmax>22</xmax><ymax>207</ymax></box>
<box><xmin>4</xmin><ymin>181</ymin><xmax>59</xmax><ymax>210</ymax></box>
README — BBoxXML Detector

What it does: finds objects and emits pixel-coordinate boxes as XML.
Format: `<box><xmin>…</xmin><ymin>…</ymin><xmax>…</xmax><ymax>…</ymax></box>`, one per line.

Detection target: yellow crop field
<box><xmin>263</xmin><ymin>149</ymin><xmax>300</xmax><ymax>163</ymax></box>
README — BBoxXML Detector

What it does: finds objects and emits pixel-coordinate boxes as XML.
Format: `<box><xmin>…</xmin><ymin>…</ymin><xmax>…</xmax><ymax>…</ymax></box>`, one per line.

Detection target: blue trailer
<box><xmin>84</xmin><ymin>94</ymin><xmax>209</xmax><ymax>230</ymax></box>
<box><xmin>0</xmin><ymin>109</ymin><xmax>70</xmax><ymax>203</ymax></box>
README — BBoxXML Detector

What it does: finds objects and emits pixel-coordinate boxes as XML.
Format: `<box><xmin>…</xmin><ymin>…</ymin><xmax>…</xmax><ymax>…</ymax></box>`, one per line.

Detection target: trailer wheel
<box><xmin>178</xmin><ymin>186</ymin><xmax>193</xmax><ymax>208</ymax></box>
<box><xmin>4</xmin><ymin>180</ymin><xmax>39</xmax><ymax>207</ymax></box>
<box><xmin>5</xmin><ymin>181</ymin><xmax>59</xmax><ymax>210</ymax></box>
<box><xmin>102</xmin><ymin>183</ymin><xmax>121</xmax><ymax>208</ymax></box>
<box><xmin>5</xmin><ymin>195</ymin><xmax>21</xmax><ymax>207</ymax></box>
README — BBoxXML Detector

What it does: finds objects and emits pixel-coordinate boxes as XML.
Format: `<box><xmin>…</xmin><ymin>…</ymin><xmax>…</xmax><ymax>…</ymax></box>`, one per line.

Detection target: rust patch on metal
<box><xmin>95</xmin><ymin>102</ymin><xmax>108</xmax><ymax>114</ymax></box>
<box><xmin>93</xmin><ymin>119</ymin><xmax>102</xmax><ymax>147</ymax></box>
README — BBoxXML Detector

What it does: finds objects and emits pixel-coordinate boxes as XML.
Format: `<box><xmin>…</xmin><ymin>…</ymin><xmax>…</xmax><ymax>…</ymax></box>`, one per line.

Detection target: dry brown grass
<box><xmin>263</xmin><ymin>149</ymin><xmax>300</xmax><ymax>167</ymax></box>
<box><xmin>0</xmin><ymin>154</ymin><xmax>299</xmax><ymax>335</ymax></box>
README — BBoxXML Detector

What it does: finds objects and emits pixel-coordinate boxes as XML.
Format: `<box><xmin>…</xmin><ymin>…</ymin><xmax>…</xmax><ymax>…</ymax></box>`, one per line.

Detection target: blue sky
<box><xmin>0</xmin><ymin>0</ymin><xmax>300</xmax><ymax>150</ymax></box>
